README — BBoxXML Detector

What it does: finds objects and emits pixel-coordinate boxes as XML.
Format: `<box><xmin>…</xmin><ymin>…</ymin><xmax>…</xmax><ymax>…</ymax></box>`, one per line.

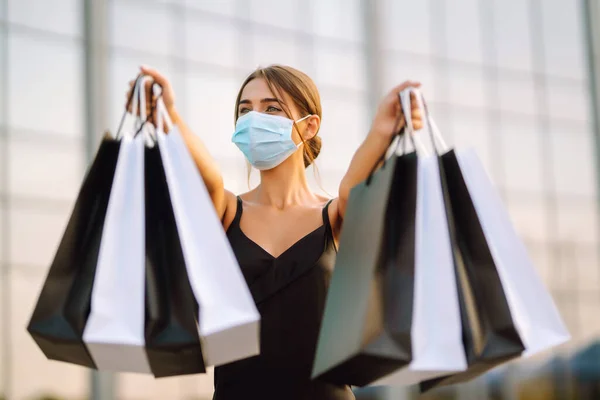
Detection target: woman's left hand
<box><xmin>369</xmin><ymin>81</ymin><xmax>423</xmax><ymax>139</ymax></box>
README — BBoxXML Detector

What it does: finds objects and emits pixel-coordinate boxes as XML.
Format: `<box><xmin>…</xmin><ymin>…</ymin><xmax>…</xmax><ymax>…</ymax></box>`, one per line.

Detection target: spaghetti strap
<box><xmin>322</xmin><ymin>200</ymin><xmax>337</xmax><ymax>252</ymax></box>
<box><xmin>229</xmin><ymin>196</ymin><xmax>244</xmax><ymax>230</ymax></box>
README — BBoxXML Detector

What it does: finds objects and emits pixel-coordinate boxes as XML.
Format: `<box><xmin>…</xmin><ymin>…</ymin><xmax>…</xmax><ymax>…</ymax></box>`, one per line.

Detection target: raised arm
<box><xmin>134</xmin><ymin>66</ymin><xmax>232</xmax><ymax>220</ymax></box>
<box><xmin>328</xmin><ymin>82</ymin><xmax>423</xmax><ymax>236</ymax></box>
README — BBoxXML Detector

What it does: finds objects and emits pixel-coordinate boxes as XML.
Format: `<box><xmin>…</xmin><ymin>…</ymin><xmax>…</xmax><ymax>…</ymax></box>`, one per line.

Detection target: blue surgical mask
<box><xmin>232</xmin><ymin>111</ymin><xmax>311</xmax><ymax>170</ymax></box>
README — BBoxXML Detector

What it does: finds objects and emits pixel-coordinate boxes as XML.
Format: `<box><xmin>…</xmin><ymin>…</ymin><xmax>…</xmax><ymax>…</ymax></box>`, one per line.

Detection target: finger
<box><xmin>140</xmin><ymin>65</ymin><xmax>168</xmax><ymax>87</ymax></box>
<box><xmin>410</xmin><ymin>109</ymin><xmax>422</xmax><ymax>120</ymax></box>
<box><xmin>413</xmin><ymin>120</ymin><xmax>424</xmax><ymax>130</ymax></box>
<box><xmin>391</xmin><ymin>80</ymin><xmax>422</xmax><ymax>94</ymax></box>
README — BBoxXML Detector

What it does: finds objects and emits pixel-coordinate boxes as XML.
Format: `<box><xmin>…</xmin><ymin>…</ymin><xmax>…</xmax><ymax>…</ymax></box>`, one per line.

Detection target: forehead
<box><xmin>240</xmin><ymin>77</ymin><xmax>293</xmax><ymax>105</ymax></box>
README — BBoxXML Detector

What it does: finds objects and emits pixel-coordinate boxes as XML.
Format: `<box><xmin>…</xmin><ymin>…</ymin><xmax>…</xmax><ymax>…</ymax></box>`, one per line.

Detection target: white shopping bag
<box><xmin>372</xmin><ymin>89</ymin><xmax>466</xmax><ymax>385</ymax></box>
<box><xmin>83</xmin><ymin>133</ymin><xmax>149</xmax><ymax>373</ymax></box>
<box><xmin>154</xmin><ymin>99</ymin><xmax>260</xmax><ymax>367</ymax></box>
<box><xmin>455</xmin><ymin>148</ymin><xmax>570</xmax><ymax>356</ymax></box>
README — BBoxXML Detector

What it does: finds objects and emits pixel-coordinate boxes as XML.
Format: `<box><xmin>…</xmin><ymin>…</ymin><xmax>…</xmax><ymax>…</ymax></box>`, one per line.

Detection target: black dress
<box><xmin>213</xmin><ymin>197</ymin><xmax>355</xmax><ymax>400</ymax></box>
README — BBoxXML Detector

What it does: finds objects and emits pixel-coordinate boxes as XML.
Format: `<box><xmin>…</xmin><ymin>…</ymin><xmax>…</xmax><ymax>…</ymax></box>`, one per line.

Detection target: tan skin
<box><xmin>128</xmin><ymin>65</ymin><xmax>422</xmax><ymax>256</ymax></box>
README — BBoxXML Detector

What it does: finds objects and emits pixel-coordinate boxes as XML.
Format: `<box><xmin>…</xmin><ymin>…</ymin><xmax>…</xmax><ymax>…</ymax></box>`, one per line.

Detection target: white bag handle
<box><xmin>154</xmin><ymin>83</ymin><xmax>174</xmax><ymax>134</ymax></box>
<box><xmin>402</xmin><ymin>88</ymin><xmax>448</xmax><ymax>153</ymax></box>
<box><xmin>399</xmin><ymin>89</ymin><xmax>429</xmax><ymax>157</ymax></box>
<box><xmin>116</xmin><ymin>75</ymin><xmax>147</xmax><ymax>139</ymax></box>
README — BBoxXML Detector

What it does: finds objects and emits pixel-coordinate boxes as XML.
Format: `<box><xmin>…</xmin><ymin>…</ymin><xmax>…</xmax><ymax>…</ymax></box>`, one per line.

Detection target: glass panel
<box><xmin>183</xmin><ymin>70</ymin><xmax>240</xmax><ymax>159</ymax></box>
<box><xmin>9</xmin><ymin>205</ymin><xmax>71</xmax><ymax>267</ymax></box>
<box><xmin>8</xmin><ymin>137</ymin><xmax>84</xmax><ymax>201</ymax></box>
<box><xmin>448</xmin><ymin>109</ymin><xmax>493</xmax><ymax>177</ymax></box>
<box><xmin>183</xmin><ymin>0</ymin><xmax>236</xmax><ymax>16</ymax></box>
<box><xmin>317</xmin><ymin>92</ymin><xmax>369</xmax><ymax>171</ymax></box>
<box><xmin>11</xmin><ymin>268</ymin><xmax>88</xmax><ymax>398</ymax></box>
<box><xmin>578</xmin><ymin>298</ymin><xmax>600</xmax><ymax>343</ymax></box>
<box><xmin>550</xmin><ymin>124</ymin><xmax>597</xmax><ymax>197</ymax></box>
<box><xmin>0</xmin><ymin>204</ymin><xmax>4</xmax><ymax>262</ymax></box>
<box><xmin>525</xmin><ymin>239</ymin><xmax>552</xmax><ymax>288</ymax></box>
<box><xmin>546</xmin><ymin>80</ymin><xmax>590</xmax><ymax>122</ymax></box>
<box><xmin>444</xmin><ymin>0</ymin><xmax>483</xmax><ymax>64</ymax></box>
<box><xmin>504</xmin><ymin>195</ymin><xmax>550</xmax><ymax>242</ymax></box>
<box><xmin>8</xmin><ymin>35</ymin><xmax>84</xmax><ymax>137</ymax></box>
<box><xmin>382</xmin><ymin>55</ymin><xmax>437</xmax><ymax>101</ymax></box>
<box><xmin>445</xmin><ymin>64</ymin><xmax>487</xmax><ymax>109</ymax></box>
<box><xmin>497</xmin><ymin>73</ymin><xmax>537</xmax><ymax>116</ymax></box>
<box><xmin>119</xmin><ymin>371</ymin><xmax>214</xmax><ymax>399</ymax></box>
<box><xmin>492</xmin><ymin>0</ymin><xmax>534</xmax><ymax>72</ymax></box>
<box><xmin>184</xmin><ymin>14</ymin><xmax>238</xmax><ymax>68</ymax></box>
<box><xmin>110</xmin><ymin>1</ymin><xmax>174</xmax><ymax>56</ymax></box>
<box><xmin>574</xmin><ymin>245</ymin><xmax>600</xmax><ymax>293</ymax></box>
<box><xmin>0</xmin><ymin>27</ymin><xmax>5</xmax><ymax>124</ymax></box>
<box><xmin>248</xmin><ymin>0</ymin><xmax>300</xmax><ymax>30</ymax></box>
<box><xmin>556</xmin><ymin>197</ymin><xmax>599</xmax><ymax>245</ymax></box>
<box><xmin>314</xmin><ymin>44</ymin><xmax>366</xmax><ymax>92</ymax></box>
<box><xmin>499</xmin><ymin>116</ymin><xmax>544</xmax><ymax>193</ymax></box>
<box><xmin>251</xmin><ymin>31</ymin><xmax>300</xmax><ymax>69</ymax></box>
<box><xmin>108</xmin><ymin>53</ymin><xmax>176</xmax><ymax>131</ymax></box>
<box><xmin>381</xmin><ymin>0</ymin><xmax>432</xmax><ymax>54</ymax></box>
<box><xmin>219</xmin><ymin>156</ymin><xmax>249</xmax><ymax>194</ymax></box>
<box><xmin>0</xmin><ymin>137</ymin><xmax>5</xmax><ymax>194</ymax></box>
<box><xmin>312</xmin><ymin>0</ymin><xmax>363</xmax><ymax>44</ymax></box>
<box><xmin>553</xmin><ymin>297</ymin><xmax>579</xmax><ymax>340</ymax></box>
<box><xmin>552</xmin><ymin>241</ymin><xmax>579</xmax><ymax>292</ymax></box>
<box><xmin>541</xmin><ymin>0</ymin><xmax>586</xmax><ymax>79</ymax></box>
<box><xmin>7</xmin><ymin>0</ymin><xmax>81</xmax><ymax>37</ymax></box>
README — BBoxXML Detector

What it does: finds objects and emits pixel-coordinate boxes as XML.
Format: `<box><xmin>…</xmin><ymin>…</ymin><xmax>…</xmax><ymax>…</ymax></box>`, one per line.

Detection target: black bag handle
<box><xmin>365</xmin><ymin>93</ymin><xmax>418</xmax><ymax>186</ymax></box>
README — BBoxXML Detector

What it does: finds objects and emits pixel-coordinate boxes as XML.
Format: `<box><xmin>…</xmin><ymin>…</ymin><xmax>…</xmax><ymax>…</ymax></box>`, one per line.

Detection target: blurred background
<box><xmin>0</xmin><ymin>0</ymin><xmax>599</xmax><ymax>399</ymax></box>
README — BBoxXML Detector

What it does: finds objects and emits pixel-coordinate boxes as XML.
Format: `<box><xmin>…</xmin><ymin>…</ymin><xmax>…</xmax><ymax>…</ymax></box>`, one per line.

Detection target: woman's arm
<box><xmin>328</xmin><ymin>81</ymin><xmax>422</xmax><ymax>237</ymax></box>
<box><xmin>137</xmin><ymin>66</ymin><xmax>233</xmax><ymax>220</ymax></box>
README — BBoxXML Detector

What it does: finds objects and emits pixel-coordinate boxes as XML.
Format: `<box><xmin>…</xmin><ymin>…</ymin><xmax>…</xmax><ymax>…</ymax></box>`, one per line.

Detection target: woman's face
<box><xmin>237</xmin><ymin>78</ymin><xmax>305</xmax><ymax>143</ymax></box>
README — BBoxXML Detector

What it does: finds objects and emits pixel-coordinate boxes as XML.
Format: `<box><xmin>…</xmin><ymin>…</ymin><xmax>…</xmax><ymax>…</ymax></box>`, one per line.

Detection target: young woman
<box><xmin>128</xmin><ymin>64</ymin><xmax>422</xmax><ymax>399</ymax></box>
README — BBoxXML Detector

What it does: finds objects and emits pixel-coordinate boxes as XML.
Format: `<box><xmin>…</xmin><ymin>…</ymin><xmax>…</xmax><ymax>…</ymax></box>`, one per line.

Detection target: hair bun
<box><xmin>304</xmin><ymin>135</ymin><xmax>322</xmax><ymax>167</ymax></box>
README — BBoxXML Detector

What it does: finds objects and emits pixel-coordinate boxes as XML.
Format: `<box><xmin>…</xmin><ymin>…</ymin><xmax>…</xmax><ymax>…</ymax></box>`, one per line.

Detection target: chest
<box><xmin>238</xmin><ymin>205</ymin><xmax>325</xmax><ymax>259</ymax></box>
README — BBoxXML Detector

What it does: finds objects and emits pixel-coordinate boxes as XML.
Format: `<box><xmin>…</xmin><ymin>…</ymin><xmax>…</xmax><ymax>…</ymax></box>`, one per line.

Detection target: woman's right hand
<box><xmin>125</xmin><ymin>65</ymin><xmax>177</xmax><ymax>124</ymax></box>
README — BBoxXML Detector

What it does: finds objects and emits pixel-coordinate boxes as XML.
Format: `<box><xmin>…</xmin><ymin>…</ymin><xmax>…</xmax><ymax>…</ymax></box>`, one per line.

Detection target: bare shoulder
<box><xmin>317</xmin><ymin>194</ymin><xmax>342</xmax><ymax>243</ymax></box>
<box><xmin>221</xmin><ymin>189</ymin><xmax>240</xmax><ymax>232</ymax></box>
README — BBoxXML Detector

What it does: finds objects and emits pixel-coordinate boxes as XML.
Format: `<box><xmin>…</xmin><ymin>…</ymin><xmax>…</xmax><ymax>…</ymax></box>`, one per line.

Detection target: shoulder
<box><xmin>222</xmin><ymin>190</ymin><xmax>241</xmax><ymax>232</ymax></box>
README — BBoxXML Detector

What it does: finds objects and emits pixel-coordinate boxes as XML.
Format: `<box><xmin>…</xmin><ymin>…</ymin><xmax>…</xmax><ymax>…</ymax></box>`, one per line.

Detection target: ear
<box><xmin>302</xmin><ymin>115</ymin><xmax>320</xmax><ymax>141</ymax></box>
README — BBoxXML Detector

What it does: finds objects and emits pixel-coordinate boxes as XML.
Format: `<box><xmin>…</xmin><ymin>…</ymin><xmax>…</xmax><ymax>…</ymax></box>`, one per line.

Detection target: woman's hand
<box><xmin>369</xmin><ymin>81</ymin><xmax>423</xmax><ymax>139</ymax></box>
<box><xmin>124</xmin><ymin>65</ymin><xmax>177</xmax><ymax>125</ymax></box>
<box><xmin>333</xmin><ymin>80</ymin><xmax>426</xmax><ymax>225</ymax></box>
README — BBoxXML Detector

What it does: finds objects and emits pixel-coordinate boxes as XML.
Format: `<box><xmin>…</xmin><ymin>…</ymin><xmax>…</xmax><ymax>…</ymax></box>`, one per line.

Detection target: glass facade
<box><xmin>0</xmin><ymin>0</ymin><xmax>598</xmax><ymax>399</ymax></box>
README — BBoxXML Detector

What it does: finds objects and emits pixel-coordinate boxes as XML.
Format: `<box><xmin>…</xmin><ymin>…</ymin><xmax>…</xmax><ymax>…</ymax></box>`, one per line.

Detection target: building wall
<box><xmin>0</xmin><ymin>0</ymin><xmax>597</xmax><ymax>399</ymax></box>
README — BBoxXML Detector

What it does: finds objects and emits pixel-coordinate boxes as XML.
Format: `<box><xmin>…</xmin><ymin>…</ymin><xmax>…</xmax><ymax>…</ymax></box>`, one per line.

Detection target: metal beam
<box><xmin>362</xmin><ymin>0</ymin><xmax>384</xmax><ymax>122</ymax></box>
<box><xmin>83</xmin><ymin>0</ymin><xmax>115</xmax><ymax>398</ymax></box>
<box><xmin>1</xmin><ymin>0</ymin><xmax>12</xmax><ymax>396</ymax></box>
<box><xmin>582</xmin><ymin>0</ymin><xmax>600</xmax><ymax>265</ymax></box>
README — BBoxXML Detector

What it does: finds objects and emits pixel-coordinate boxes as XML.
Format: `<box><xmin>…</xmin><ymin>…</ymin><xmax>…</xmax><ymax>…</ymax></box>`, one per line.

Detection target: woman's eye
<box><xmin>239</xmin><ymin>108</ymin><xmax>250</xmax><ymax>115</ymax></box>
<box><xmin>266</xmin><ymin>105</ymin><xmax>282</xmax><ymax>113</ymax></box>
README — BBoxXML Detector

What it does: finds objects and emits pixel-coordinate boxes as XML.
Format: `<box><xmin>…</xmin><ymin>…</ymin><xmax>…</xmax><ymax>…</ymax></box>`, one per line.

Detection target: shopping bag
<box><xmin>368</xmin><ymin>89</ymin><xmax>466</xmax><ymax>387</ymax></box>
<box><xmin>312</xmin><ymin>119</ymin><xmax>430</xmax><ymax>386</ymax></box>
<box><xmin>416</xmin><ymin>90</ymin><xmax>525</xmax><ymax>391</ymax></box>
<box><xmin>82</xmin><ymin>133</ymin><xmax>150</xmax><ymax>373</ymax></box>
<box><xmin>143</xmin><ymin>136</ymin><xmax>206</xmax><ymax>377</ymax></box>
<box><xmin>456</xmin><ymin>148</ymin><xmax>570</xmax><ymax>355</ymax></box>
<box><xmin>81</xmin><ymin>76</ymin><xmax>153</xmax><ymax>373</ymax></box>
<box><xmin>154</xmin><ymin>99</ymin><xmax>260</xmax><ymax>367</ymax></box>
<box><xmin>27</xmin><ymin>134</ymin><xmax>121</xmax><ymax>368</ymax></box>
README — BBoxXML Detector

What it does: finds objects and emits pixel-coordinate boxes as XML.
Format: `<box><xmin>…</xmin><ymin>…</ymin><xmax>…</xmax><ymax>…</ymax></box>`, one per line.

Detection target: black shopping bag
<box><xmin>311</xmin><ymin>136</ymin><xmax>418</xmax><ymax>387</ymax></box>
<box><xmin>144</xmin><ymin>143</ymin><xmax>206</xmax><ymax>377</ymax></box>
<box><xmin>420</xmin><ymin>149</ymin><xmax>525</xmax><ymax>391</ymax></box>
<box><xmin>27</xmin><ymin>135</ymin><xmax>121</xmax><ymax>368</ymax></box>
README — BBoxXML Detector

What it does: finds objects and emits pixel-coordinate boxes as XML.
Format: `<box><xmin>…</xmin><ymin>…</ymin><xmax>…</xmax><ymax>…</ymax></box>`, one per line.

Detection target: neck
<box><xmin>255</xmin><ymin>153</ymin><xmax>312</xmax><ymax>209</ymax></box>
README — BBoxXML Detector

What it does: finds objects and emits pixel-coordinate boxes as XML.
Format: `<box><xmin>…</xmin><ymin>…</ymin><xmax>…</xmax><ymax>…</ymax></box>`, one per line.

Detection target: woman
<box><xmin>129</xmin><ymin>64</ymin><xmax>422</xmax><ymax>399</ymax></box>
